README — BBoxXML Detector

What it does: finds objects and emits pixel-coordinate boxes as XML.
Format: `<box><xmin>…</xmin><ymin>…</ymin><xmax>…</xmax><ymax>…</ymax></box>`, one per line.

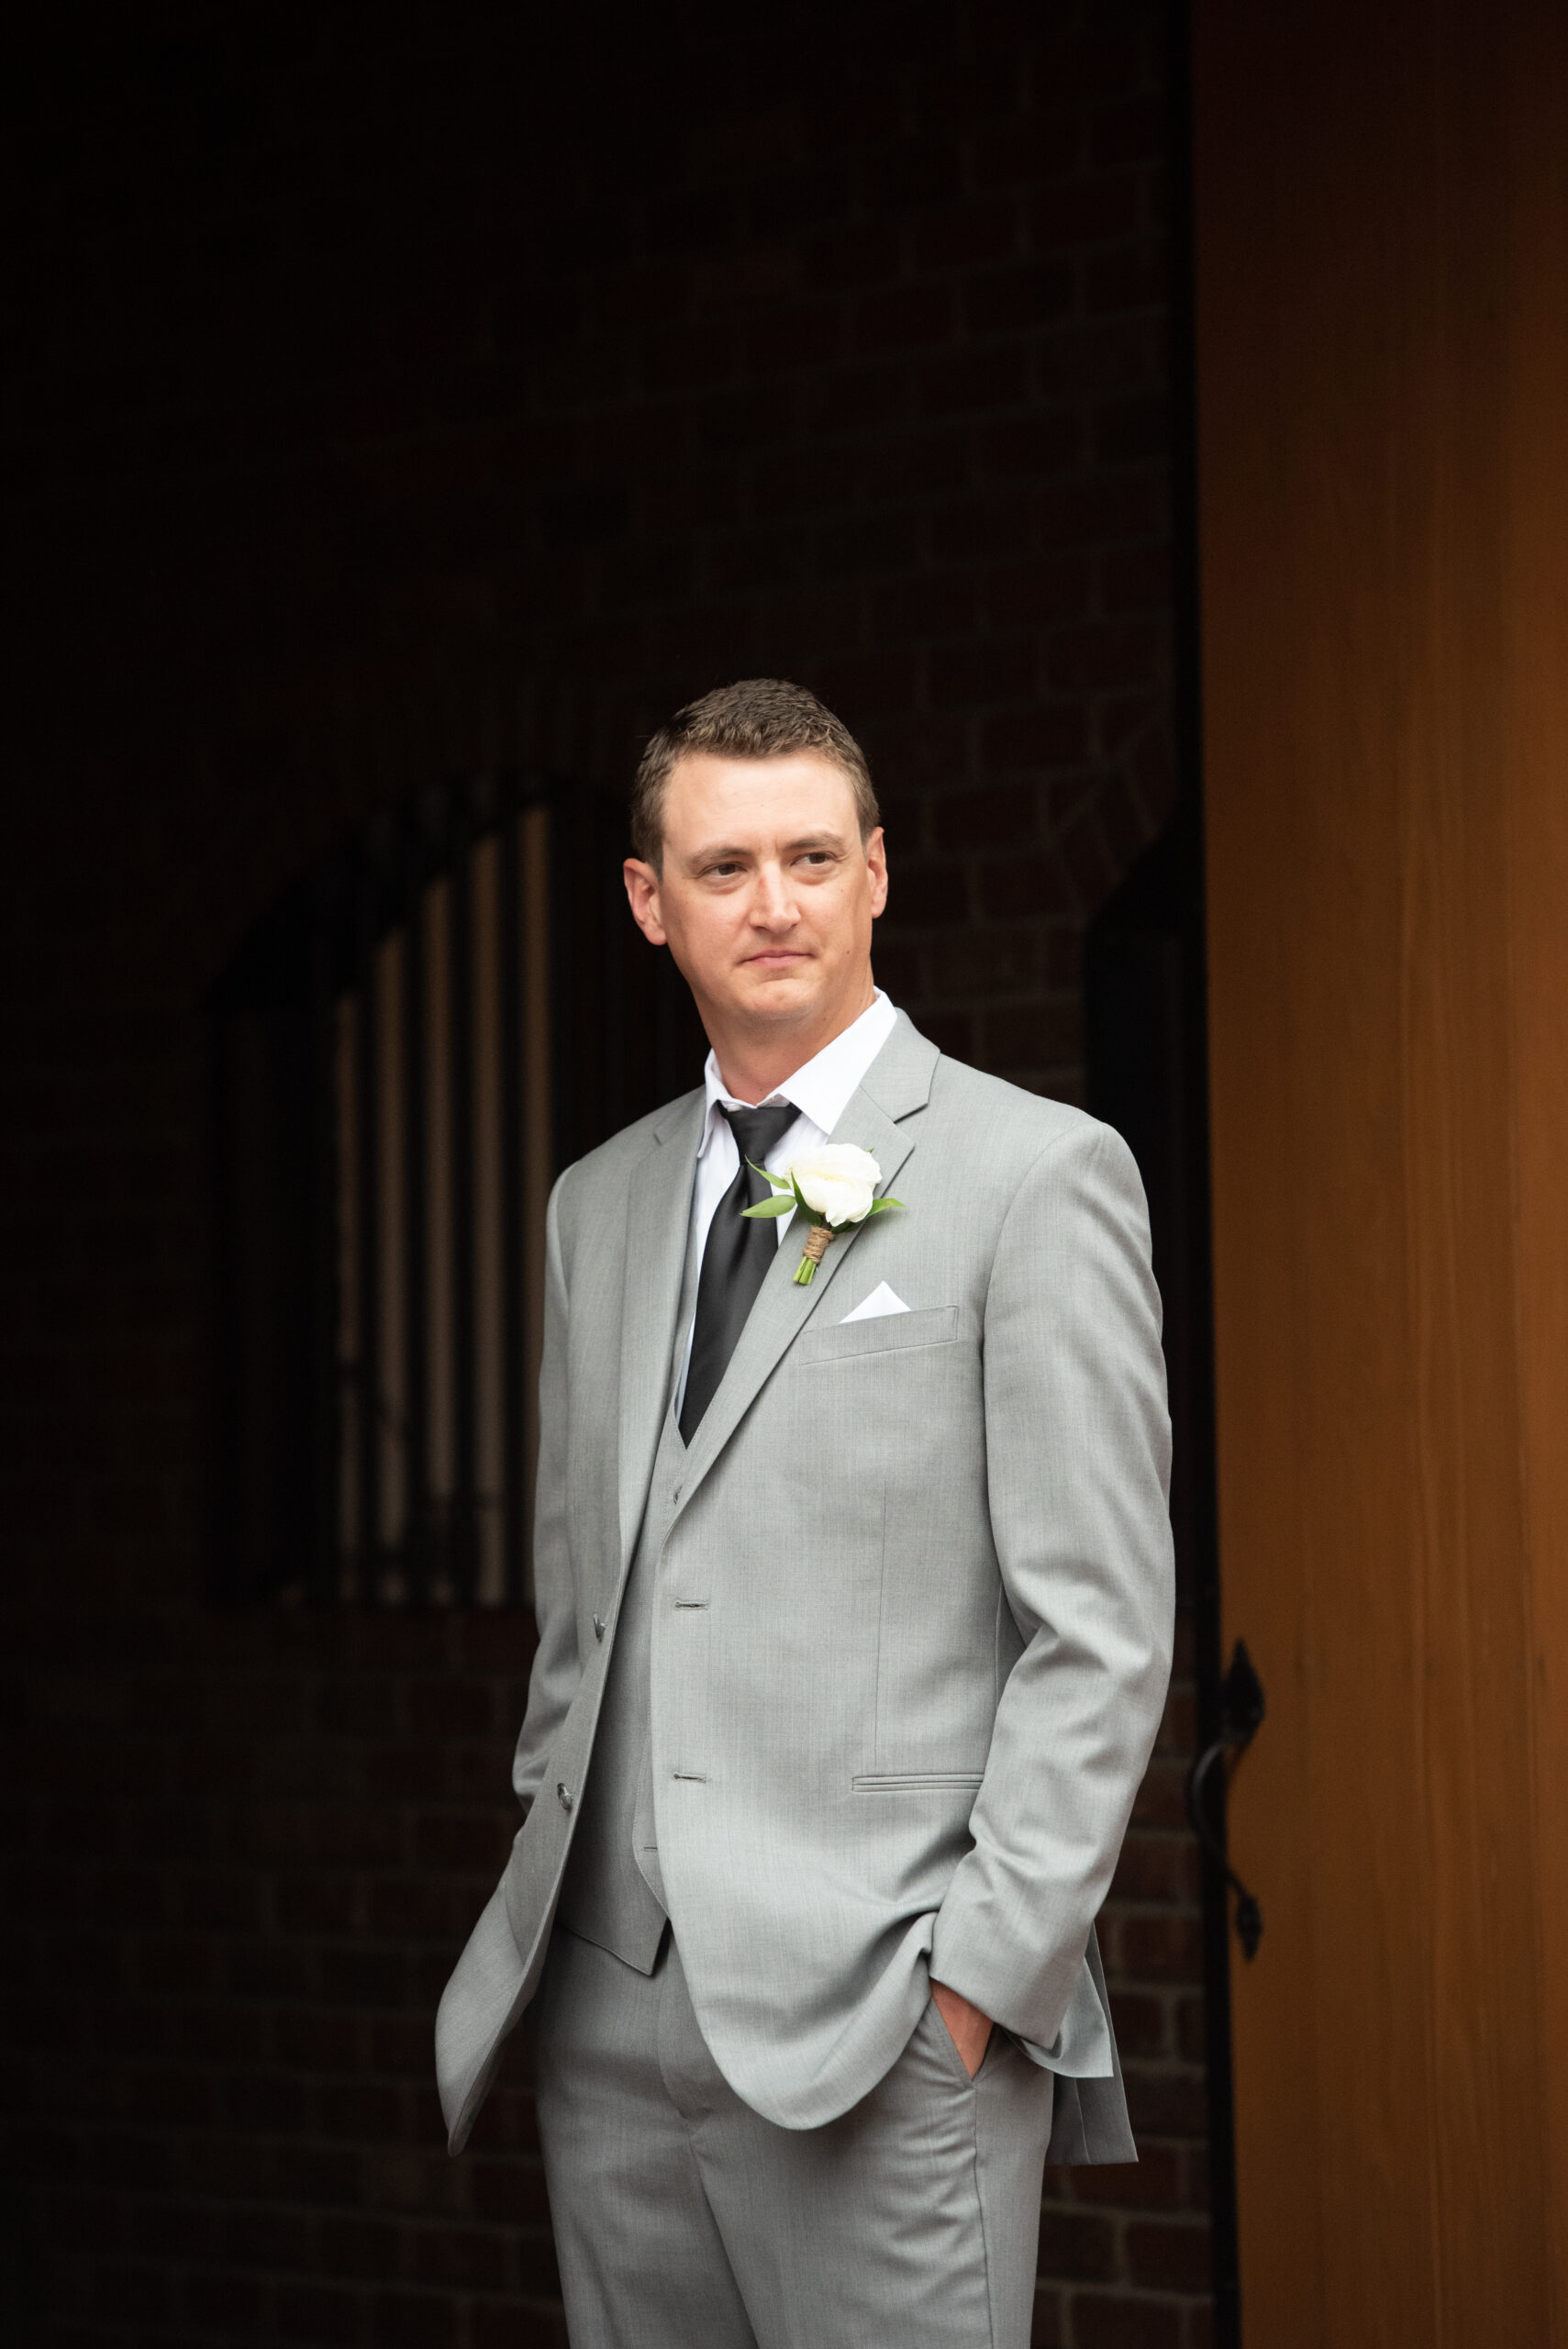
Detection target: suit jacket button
<box><xmin>556</xmin><ymin>1782</ymin><xmax>573</xmax><ymax>1811</ymax></box>
<box><xmin>593</xmin><ymin>1614</ymin><xmax>606</xmax><ymax>1641</ymax></box>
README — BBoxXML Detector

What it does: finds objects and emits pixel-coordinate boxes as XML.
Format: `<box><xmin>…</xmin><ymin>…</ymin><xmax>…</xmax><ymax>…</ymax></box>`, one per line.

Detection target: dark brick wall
<box><xmin>1</xmin><ymin>5</ymin><xmax>1208</xmax><ymax>2343</ymax></box>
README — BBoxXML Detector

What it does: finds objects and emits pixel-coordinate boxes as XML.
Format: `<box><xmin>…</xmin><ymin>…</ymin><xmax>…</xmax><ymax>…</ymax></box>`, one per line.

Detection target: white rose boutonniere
<box><xmin>741</xmin><ymin>1142</ymin><xmax>903</xmax><ymax>1285</ymax></box>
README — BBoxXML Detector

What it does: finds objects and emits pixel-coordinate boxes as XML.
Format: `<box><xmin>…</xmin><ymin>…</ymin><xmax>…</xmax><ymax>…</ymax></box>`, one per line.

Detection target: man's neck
<box><xmin>709</xmin><ymin>981</ymin><xmax>877</xmax><ymax>1106</ymax></box>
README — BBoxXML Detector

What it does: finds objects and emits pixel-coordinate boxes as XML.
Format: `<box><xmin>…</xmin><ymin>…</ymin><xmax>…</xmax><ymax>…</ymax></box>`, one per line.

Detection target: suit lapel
<box><xmin>672</xmin><ymin>1014</ymin><xmax>940</xmax><ymax>1519</ymax></box>
<box><xmin>616</xmin><ymin>1088</ymin><xmax>705</xmax><ymax>1575</ymax></box>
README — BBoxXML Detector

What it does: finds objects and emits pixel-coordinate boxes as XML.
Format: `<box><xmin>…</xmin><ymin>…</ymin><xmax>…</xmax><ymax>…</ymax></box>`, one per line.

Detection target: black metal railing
<box><xmin>208</xmin><ymin>774</ymin><xmax>705</xmax><ymax>1609</ymax></box>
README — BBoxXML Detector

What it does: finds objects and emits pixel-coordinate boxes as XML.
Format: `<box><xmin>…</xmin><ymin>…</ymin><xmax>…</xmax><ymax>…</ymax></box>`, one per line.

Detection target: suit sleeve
<box><xmin>509</xmin><ymin>1169</ymin><xmax>581</xmax><ymax>1813</ymax></box>
<box><xmin>928</xmin><ymin>1121</ymin><xmax>1175</xmax><ymax>2047</ymax></box>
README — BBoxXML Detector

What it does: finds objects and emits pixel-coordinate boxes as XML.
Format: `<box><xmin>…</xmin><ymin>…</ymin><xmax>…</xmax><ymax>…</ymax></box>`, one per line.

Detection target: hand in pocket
<box><xmin>929</xmin><ymin>1978</ymin><xmax>994</xmax><ymax>2077</ymax></box>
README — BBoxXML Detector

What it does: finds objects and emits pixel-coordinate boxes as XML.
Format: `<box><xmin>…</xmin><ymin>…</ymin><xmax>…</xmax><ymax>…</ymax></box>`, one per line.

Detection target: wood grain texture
<box><xmin>1193</xmin><ymin>0</ymin><xmax>1568</xmax><ymax>2338</ymax></box>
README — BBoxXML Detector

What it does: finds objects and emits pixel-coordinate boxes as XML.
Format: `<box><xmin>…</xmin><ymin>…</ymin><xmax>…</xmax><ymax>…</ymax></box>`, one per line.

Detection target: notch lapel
<box><xmin>672</xmin><ymin>1015</ymin><xmax>940</xmax><ymax>1519</ymax></box>
<box><xmin>616</xmin><ymin>1089</ymin><xmax>705</xmax><ymax>1576</ymax></box>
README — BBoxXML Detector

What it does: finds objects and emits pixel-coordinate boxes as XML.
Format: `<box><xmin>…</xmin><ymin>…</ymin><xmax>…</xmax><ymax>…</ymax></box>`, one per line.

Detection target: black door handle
<box><xmin>1185</xmin><ymin>1639</ymin><xmax>1266</xmax><ymax>1959</ymax></box>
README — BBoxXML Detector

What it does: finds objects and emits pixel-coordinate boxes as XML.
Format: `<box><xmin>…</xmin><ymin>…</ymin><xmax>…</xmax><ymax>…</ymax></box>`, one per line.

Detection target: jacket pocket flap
<box><xmin>795</xmin><ymin>1303</ymin><xmax>960</xmax><ymax>1364</ymax></box>
<box><xmin>852</xmin><ymin>1771</ymin><xmax>985</xmax><ymax>1791</ymax></box>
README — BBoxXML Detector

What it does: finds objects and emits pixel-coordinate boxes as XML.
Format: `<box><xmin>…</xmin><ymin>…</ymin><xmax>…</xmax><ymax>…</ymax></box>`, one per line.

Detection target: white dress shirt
<box><xmin>673</xmin><ymin>989</ymin><xmax>898</xmax><ymax>1415</ymax></box>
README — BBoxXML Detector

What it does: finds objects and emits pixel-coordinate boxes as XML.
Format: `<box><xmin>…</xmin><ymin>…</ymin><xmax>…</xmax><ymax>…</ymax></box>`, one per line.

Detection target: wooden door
<box><xmin>1192</xmin><ymin>0</ymin><xmax>1568</xmax><ymax>2339</ymax></box>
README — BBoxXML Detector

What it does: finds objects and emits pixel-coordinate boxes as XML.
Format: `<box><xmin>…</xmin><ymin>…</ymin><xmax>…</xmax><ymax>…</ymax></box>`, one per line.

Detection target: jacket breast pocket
<box><xmin>794</xmin><ymin>1303</ymin><xmax>960</xmax><ymax>1366</ymax></box>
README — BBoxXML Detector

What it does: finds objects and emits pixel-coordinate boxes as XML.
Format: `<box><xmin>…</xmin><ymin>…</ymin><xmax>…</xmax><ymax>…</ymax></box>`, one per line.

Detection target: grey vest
<box><xmin>553</xmin><ymin>1249</ymin><xmax>702</xmax><ymax>1969</ymax></box>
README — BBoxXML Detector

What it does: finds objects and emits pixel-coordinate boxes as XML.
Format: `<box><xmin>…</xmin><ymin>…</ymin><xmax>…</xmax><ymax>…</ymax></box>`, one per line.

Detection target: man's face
<box><xmin>623</xmin><ymin>751</ymin><xmax>887</xmax><ymax>1040</ymax></box>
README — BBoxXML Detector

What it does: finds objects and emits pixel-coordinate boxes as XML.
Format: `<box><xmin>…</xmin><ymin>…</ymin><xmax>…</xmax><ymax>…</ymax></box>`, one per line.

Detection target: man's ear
<box><xmin>863</xmin><ymin>826</ymin><xmax>888</xmax><ymax>919</ymax></box>
<box><xmin>623</xmin><ymin>856</ymin><xmax>668</xmax><ymax>946</ymax></box>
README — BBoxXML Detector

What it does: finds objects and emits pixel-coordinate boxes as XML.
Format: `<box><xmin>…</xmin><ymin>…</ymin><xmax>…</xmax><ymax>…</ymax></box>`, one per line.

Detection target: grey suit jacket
<box><xmin>436</xmin><ymin>1013</ymin><xmax>1174</xmax><ymax>2157</ymax></box>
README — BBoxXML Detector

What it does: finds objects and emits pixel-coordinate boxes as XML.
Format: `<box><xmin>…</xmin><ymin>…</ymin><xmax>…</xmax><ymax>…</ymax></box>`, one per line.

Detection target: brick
<box><xmin>1085</xmin><ymin>246</ymin><xmax>1170</xmax><ymax>320</ymax></box>
<box><xmin>1095</xmin><ymin>393</ymin><xmax>1171</xmax><ymax>462</ymax></box>
<box><xmin>856</xmin><ymin>428</ymin><xmax>971</xmax><ymax>500</ymax></box>
<box><xmin>648</xmin><ymin>191</ymin><xmax>738</xmax><ymax>258</ymax></box>
<box><xmin>984</xmin><ymin>999</ymin><xmax>1080</xmax><ymax>1071</ymax></box>
<box><xmin>1122</xmin><ymin>2070</ymin><xmax>1210</xmax><ymax>2137</ymax></box>
<box><xmin>276</xmin><ymin>2284</ymin><xmax>364</xmax><ymax>2345</ymax></box>
<box><xmin>1155</xmin><ymin>1683</ymin><xmax>1197</xmax><ymax>1751</ymax></box>
<box><xmin>1072</xmin><ymin>2291</ymin><xmax>1184</xmax><ymax>2349</ymax></box>
<box><xmin>183</xmin><ymin>2268</ymin><xmax>268</xmax><ymax>2332</ymax></box>
<box><xmin>913</xmin><ymin>200</ymin><xmax>1020</xmax><ymax>273</ymax></box>
<box><xmin>805</xmin><ymin>222</ymin><xmax>903</xmax><ymax>290</ymax></box>
<box><xmin>983</xmin><ymin>701</ymin><xmax>1091</xmax><ymax>766</ymax></box>
<box><xmin>373</xmin><ymin>2288</ymin><xmax>458</xmax><ymax>2349</ymax></box>
<box><xmin>1118</xmin><ymin>1913</ymin><xmax>1205</xmax><ymax>1982</ymax></box>
<box><xmin>1036</xmin><ymin>2207</ymin><xmax>1118</xmax><ymax>2282</ymax></box>
<box><xmin>1177</xmin><ymin>1995</ymin><xmax>1208</xmax><ymax>2065</ymax></box>
<box><xmin>1099</xmin><ymin>544</ymin><xmax>1172</xmax><ymax>611</ymax></box>
<box><xmin>967</xmin><ymin>92</ymin><xmax>1073</xmax><ymax>173</ymax></box>
<box><xmin>473</xmin><ymin>2304</ymin><xmax>570</xmax><ymax>2349</ymax></box>
<box><xmin>1033</xmin><ymin>33</ymin><xmax>1155</xmax><ymax>106</ymax></box>
<box><xmin>278</xmin><ymin>1873</ymin><xmax>361</xmax><ymax>1935</ymax></box>
<box><xmin>977</xmin><ymin>847</ymin><xmax>1075</xmax><ymax>922</ymax></box>
<box><xmin>854</xmin><ymin>284</ymin><xmax>956</xmax><ymax>354</ymax></box>
<box><xmin>929</xmin><ymin>926</ymin><xmax>1043</xmax><ymax>996</ymax></box>
<box><xmin>320</xmin><ymin>2081</ymin><xmax>404</xmax><ymax>2140</ymax></box>
<box><xmin>515</xmin><ymin>2226</ymin><xmax>564</xmax><ymax>2300</ymax></box>
<box><xmin>1030</xmin><ymin>173</ymin><xmax>1150</xmax><ymax>251</ymax></box>
<box><xmin>885</xmin><ymin>863</ymin><xmax>974</xmax><ymax>930</ymax></box>
<box><xmin>1046</xmin><ymin>619</ymin><xmax>1161</xmax><ymax>692</ymax></box>
<box><xmin>930</xmin><ymin>495</ymin><xmax>1037</xmax><ymax>565</ymax></box>
<box><xmin>408</xmin><ymin>1679</ymin><xmax>495</xmax><ymax>1738</ymax></box>
<box><xmin>1091</xmin><ymin>95</ymin><xmax>1168</xmax><ymax>170</ymax></box>
<box><xmin>411</xmin><ymin>2221</ymin><xmax>507</xmax><ymax>2288</ymax></box>
<box><xmin>1101</xmin><ymin>1988</ymin><xmax>1170</xmax><ymax>2060</ymax></box>
<box><xmin>1127</xmin><ymin>2220</ymin><xmax>1212</xmax><ymax>2294</ymax></box>
<box><xmin>1036</xmin><ymin>474</ymin><xmax>1163</xmax><ymax>542</ymax></box>
<box><xmin>982</xmin><ymin>411</ymin><xmax>1085</xmax><ymax>480</ymax></box>
<box><xmin>1068</xmin><ymin>2141</ymin><xmax>1184</xmax><ymax>2210</ymax></box>
<box><xmin>227</xmin><ymin>2069</ymin><xmax>308</xmax><ymax>2132</ymax></box>
<box><xmin>930</xmin><ymin>638</ymin><xmax>1036</xmax><ymax>707</ymax></box>
<box><xmin>1111</xmin><ymin>1831</ymin><xmax>1201</xmax><ymax>1903</ymax></box>
<box><xmin>919</xmin><ymin>345</ymin><xmax>1034</xmax><ymax>417</ymax></box>
<box><xmin>965</xmin><ymin>261</ymin><xmax>1076</xmax><ymax>337</ymax></box>
<box><xmin>223</xmin><ymin>2206</ymin><xmax>313</xmax><ymax>2269</ymax></box>
<box><xmin>87</xmin><ymin>2258</ymin><xmax>172</xmax><ymax>2322</ymax></box>
<box><xmin>917</xmin><ymin>1008</ymin><xmax>979</xmax><ymax>1063</ymax></box>
<box><xmin>742</xmin><ymin>299</ymin><xmax>847</xmax><ymax>375</ymax></box>
<box><xmin>413</xmin><ymin>1812</ymin><xmax>508</xmax><ymax>1873</ymax></box>
<box><xmin>874</xmin><ymin>573</ymin><xmax>979</xmax><ymax>642</ymax></box>
<box><xmin>933</xmin><ymin>784</ymin><xmax>1041</xmax><ymax>852</ymax></box>
<box><xmin>320</xmin><ymin>2214</ymin><xmax>406</xmax><ymax>2277</ymax></box>
<box><xmin>1031</xmin><ymin>2283</ymin><xmax>1068</xmax><ymax>2346</ymax></box>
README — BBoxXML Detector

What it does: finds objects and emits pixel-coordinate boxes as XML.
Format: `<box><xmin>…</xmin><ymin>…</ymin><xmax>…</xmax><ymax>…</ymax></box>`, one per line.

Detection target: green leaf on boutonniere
<box><xmin>747</xmin><ymin>1159</ymin><xmax>795</xmax><ymax>1192</ymax></box>
<box><xmin>865</xmin><ymin>1197</ymin><xmax>903</xmax><ymax>1215</ymax></box>
<box><xmin>740</xmin><ymin>1196</ymin><xmax>795</xmax><ymax>1219</ymax></box>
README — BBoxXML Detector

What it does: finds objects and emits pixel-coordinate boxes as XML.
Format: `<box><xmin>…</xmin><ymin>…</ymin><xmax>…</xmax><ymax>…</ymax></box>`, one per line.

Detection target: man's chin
<box><xmin>733</xmin><ymin>965</ymin><xmax>819</xmax><ymax>1017</ymax></box>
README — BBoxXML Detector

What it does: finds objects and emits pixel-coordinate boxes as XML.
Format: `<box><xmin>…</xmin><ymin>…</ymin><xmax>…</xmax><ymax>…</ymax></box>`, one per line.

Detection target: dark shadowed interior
<box><xmin>1</xmin><ymin>8</ymin><xmax>1222</xmax><ymax>2344</ymax></box>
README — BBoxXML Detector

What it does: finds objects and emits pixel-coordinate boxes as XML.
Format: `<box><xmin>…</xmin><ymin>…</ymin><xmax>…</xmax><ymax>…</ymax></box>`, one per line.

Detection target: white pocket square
<box><xmin>840</xmin><ymin>1281</ymin><xmax>911</xmax><ymax>1324</ymax></box>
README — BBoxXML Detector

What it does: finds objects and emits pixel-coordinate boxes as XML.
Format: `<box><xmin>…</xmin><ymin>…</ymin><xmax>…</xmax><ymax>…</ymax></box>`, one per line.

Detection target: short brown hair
<box><xmin>629</xmin><ymin>678</ymin><xmax>880</xmax><ymax>870</ymax></box>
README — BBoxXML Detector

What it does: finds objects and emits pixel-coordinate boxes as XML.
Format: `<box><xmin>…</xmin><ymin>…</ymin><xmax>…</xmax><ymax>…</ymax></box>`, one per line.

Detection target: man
<box><xmin>436</xmin><ymin>679</ymin><xmax>1174</xmax><ymax>2347</ymax></box>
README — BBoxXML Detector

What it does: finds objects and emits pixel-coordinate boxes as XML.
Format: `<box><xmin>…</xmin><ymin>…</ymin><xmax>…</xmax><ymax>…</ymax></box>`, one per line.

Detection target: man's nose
<box><xmin>751</xmin><ymin>864</ymin><xmax>798</xmax><ymax>926</ymax></box>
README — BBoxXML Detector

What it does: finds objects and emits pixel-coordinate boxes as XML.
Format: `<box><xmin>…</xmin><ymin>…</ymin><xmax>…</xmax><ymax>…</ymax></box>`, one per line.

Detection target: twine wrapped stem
<box><xmin>793</xmin><ymin>1221</ymin><xmax>836</xmax><ymax>1286</ymax></box>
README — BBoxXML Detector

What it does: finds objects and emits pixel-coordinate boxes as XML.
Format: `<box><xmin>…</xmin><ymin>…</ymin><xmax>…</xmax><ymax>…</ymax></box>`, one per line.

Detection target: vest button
<box><xmin>593</xmin><ymin>1614</ymin><xmax>606</xmax><ymax>1641</ymax></box>
<box><xmin>556</xmin><ymin>1782</ymin><xmax>573</xmax><ymax>1811</ymax></box>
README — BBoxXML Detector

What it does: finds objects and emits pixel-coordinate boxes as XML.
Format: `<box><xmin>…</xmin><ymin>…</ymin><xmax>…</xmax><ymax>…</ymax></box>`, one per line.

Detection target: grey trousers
<box><xmin>532</xmin><ymin>1926</ymin><xmax>1054</xmax><ymax>2349</ymax></box>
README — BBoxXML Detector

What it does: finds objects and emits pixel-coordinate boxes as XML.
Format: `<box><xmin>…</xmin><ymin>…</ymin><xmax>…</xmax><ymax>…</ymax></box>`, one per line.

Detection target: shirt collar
<box><xmin>697</xmin><ymin>990</ymin><xmax>897</xmax><ymax>1156</ymax></box>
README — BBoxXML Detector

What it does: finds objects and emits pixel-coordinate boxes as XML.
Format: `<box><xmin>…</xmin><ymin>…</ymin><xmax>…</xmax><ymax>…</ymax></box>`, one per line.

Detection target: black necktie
<box><xmin>679</xmin><ymin>1102</ymin><xmax>799</xmax><ymax>1443</ymax></box>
